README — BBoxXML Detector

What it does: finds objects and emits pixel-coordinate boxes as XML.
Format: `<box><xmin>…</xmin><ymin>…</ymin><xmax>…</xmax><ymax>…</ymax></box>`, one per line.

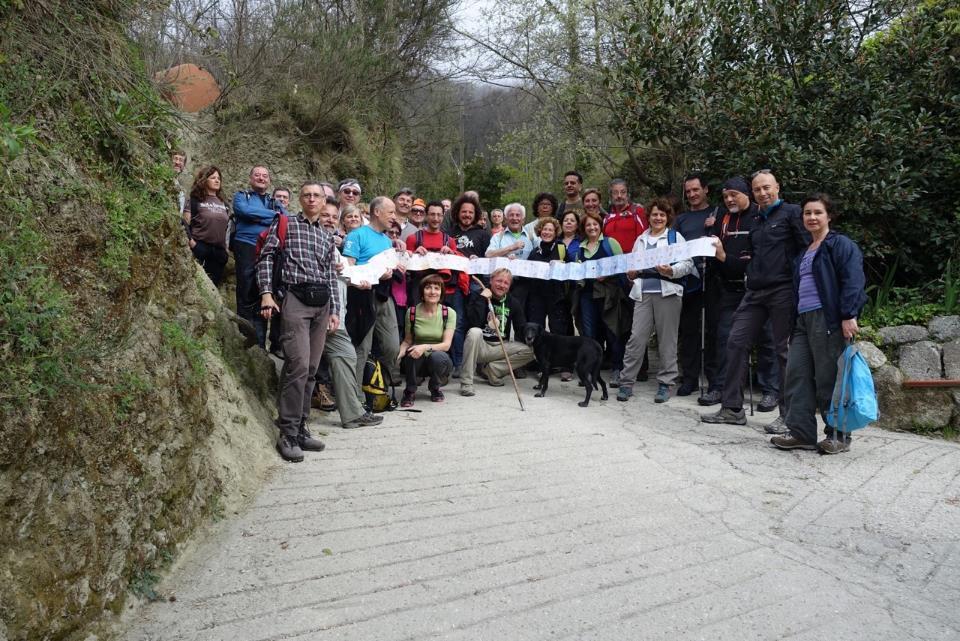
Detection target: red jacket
<box><xmin>603</xmin><ymin>204</ymin><xmax>648</xmax><ymax>253</ymax></box>
<box><xmin>405</xmin><ymin>228</ymin><xmax>468</xmax><ymax>294</ymax></box>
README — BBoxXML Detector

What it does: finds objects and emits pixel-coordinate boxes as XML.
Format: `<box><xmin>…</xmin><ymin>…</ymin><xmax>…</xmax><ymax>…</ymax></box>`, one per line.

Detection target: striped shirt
<box><xmin>256</xmin><ymin>213</ymin><xmax>342</xmax><ymax>317</ymax></box>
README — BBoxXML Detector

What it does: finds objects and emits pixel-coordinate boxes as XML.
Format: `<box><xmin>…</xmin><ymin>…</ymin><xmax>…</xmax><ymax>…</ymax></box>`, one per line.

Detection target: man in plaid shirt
<box><xmin>258</xmin><ymin>182</ymin><xmax>342</xmax><ymax>462</ymax></box>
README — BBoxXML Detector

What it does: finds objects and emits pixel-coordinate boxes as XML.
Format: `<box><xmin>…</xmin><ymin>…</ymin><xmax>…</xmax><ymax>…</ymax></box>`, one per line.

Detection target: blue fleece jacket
<box><xmin>792</xmin><ymin>231</ymin><xmax>868</xmax><ymax>332</ymax></box>
<box><xmin>232</xmin><ymin>190</ymin><xmax>284</xmax><ymax>246</ymax></box>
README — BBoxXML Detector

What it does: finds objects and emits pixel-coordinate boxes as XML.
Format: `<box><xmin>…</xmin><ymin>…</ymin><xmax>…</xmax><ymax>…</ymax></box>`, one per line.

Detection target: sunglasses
<box><xmin>340</xmin><ymin>189</ymin><xmax>361</xmax><ymax>196</ymax></box>
<box><xmin>411</xmin><ymin>208</ymin><xmax>426</xmax><ymax>214</ymax></box>
<box><xmin>750</xmin><ymin>169</ymin><xmax>773</xmax><ymax>179</ymax></box>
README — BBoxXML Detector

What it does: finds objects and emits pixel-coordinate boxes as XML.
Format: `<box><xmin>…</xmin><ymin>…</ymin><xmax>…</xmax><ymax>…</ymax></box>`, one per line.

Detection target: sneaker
<box><xmin>481</xmin><ymin>364</ymin><xmax>504</xmax><ymax>387</ymax></box>
<box><xmin>616</xmin><ymin>385</ymin><xmax>633</xmax><ymax>402</ymax></box>
<box><xmin>701</xmin><ymin>407</ymin><xmax>747</xmax><ymax>425</ymax></box>
<box><xmin>818</xmin><ymin>437</ymin><xmax>851</xmax><ymax>455</ymax></box>
<box><xmin>771</xmin><ymin>435</ymin><xmax>817</xmax><ymax>450</ymax></box>
<box><xmin>697</xmin><ymin>390</ymin><xmax>722</xmax><ymax>406</ymax></box>
<box><xmin>343</xmin><ymin>412</ymin><xmax>383</xmax><ymax>429</ymax></box>
<box><xmin>675</xmin><ymin>382</ymin><xmax>697</xmax><ymax>397</ymax></box>
<box><xmin>452</xmin><ymin>365</ymin><xmax>462</xmax><ymax>379</ymax></box>
<box><xmin>757</xmin><ymin>393</ymin><xmax>779</xmax><ymax>412</ymax></box>
<box><xmin>401</xmin><ymin>390</ymin><xmax>416</xmax><ymax>408</ymax></box>
<box><xmin>430</xmin><ymin>388</ymin><xmax>444</xmax><ymax>402</ymax></box>
<box><xmin>654</xmin><ymin>383</ymin><xmax>670</xmax><ymax>403</ymax></box>
<box><xmin>764</xmin><ymin>416</ymin><xmax>788</xmax><ymax>434</ymax></box>
<box><xmin>460</xmin><ymin>385</ymin><xmax>476</xmax><ymax>397</ymax></box>
<box><xmin>609</xmin><ymin>369</ymin><xmax>621</xmax><ymax>388</ymax></box>
<box><xmin>297</xmin><ymin>425</ymin><xmax>326</xmax><ymax>452</ymax></box>
<box><xmin>276</xmin><ymin>434</ymin><xmax>304</xmax><ymax>462</ymax></box>
<box><xmin>311</xmin><ymin>384</ymin><xmax>337</xmax><ymax>412</ymax></box>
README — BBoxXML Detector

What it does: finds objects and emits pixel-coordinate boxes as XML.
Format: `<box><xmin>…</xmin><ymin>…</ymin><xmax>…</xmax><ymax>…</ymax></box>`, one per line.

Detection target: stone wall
<box><xmin>861</xmin><ymin>315</ymin><xmax>960</xmax><ymax>434</ymax></box>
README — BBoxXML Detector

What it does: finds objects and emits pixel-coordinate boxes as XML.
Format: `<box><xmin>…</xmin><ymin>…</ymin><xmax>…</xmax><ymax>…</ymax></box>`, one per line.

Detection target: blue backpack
<box><xmin>826</xmin><ymin>344</ymin><xmax>878</xmax><ymax>432</ymax></box>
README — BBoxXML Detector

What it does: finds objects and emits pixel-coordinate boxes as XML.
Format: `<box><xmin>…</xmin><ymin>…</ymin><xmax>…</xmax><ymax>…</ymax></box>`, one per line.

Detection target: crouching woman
<box><xmin>771</xmin><ymin>193</ymin><xmax>867</xmax><ymax>455</ymax></box>
<box><xmin>398</xmin><ymin>274</ymin><xmax>457</xmax><ymax>407</ymax></box>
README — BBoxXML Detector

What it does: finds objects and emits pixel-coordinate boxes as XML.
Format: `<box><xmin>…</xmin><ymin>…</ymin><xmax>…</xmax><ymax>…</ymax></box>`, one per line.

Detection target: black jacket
<box><xmin>465</xmin><ymin>290</ymin><xmax>526</xmax><ymax>342</ymax></box>
<box><xmin>793</xmin><ymin>231</ymin><xmax>868</xmax><ymax>332</ymax></box>
<box><xmin>745</xmin><ymin>201</ymin><xmax>810</xmax><ymax>291</ymax></box>
<box><xmin>710</xmin><ymin>203</ymin><xmax>759</xmax><ymax>286</ymax></box>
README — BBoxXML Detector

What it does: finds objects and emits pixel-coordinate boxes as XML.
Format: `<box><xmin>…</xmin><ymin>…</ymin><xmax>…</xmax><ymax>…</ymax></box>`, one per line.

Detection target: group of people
<box><xmin>174</xmin><ymin>153</ymin><xmax>868</xmax><ymax>462</ymax></box>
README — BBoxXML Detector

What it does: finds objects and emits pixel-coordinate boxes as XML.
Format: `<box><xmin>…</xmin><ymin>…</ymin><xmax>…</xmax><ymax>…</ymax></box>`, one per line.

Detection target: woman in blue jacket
<box><xmin>771</xmin><ymin>194</ymin><xmax>868</xmax><ymax>455</ymax></box>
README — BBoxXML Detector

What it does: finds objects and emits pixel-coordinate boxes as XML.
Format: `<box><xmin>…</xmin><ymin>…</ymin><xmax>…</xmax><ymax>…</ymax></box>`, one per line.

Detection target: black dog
<box><xmin>523</xmin><ymin>323</ymin><xmax>608</xmax><ymax>407</ymax></box>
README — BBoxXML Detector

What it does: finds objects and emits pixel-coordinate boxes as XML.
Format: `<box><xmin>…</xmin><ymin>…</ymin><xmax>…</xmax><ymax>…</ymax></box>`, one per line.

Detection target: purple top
<box><xmin>797</xmin><ymin>247</ymin><xmax>822</xmax><ymax>313</ymax></box>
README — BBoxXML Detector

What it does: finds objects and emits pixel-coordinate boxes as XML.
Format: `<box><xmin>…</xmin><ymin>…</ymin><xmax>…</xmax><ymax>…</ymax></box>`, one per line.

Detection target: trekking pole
<box><xmin>471</xmin><ymin>275</ymin><xmax>525</xmax><ymax>411</ymax></box>
<box><xmin>747</xmin><ymin>349</ymin><xmax>755</xmax><ymax>416</ymax></box>
<box><xmin>699</xmin><ymin>258</ymin><xmax>708</xmax><ymax>399</ymax></box>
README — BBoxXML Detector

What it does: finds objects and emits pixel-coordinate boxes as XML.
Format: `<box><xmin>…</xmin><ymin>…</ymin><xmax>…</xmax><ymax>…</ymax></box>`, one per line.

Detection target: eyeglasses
<box><xmin>751</xmin><ymin>169</ymin><xmax>773</xmax><ymax>179</ymax></box>
<box><xmin>340</xmin><ymin>189</ymin><xmax>361</xmax><ymax>196</ymax></box>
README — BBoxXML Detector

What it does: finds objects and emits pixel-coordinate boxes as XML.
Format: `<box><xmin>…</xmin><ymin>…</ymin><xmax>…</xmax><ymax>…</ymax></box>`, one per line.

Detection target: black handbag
<box><xmin>289</xmin><ymin>282</ymin><xmax>330</xmax><ymax>307</ymax></box>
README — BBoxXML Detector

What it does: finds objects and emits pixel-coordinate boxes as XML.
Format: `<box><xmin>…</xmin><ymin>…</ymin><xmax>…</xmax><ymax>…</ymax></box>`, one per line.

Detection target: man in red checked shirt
<box><xmin>603</xmin><ymin>178</ymin><xmax>648</xmax><ymax>253</ymax></box>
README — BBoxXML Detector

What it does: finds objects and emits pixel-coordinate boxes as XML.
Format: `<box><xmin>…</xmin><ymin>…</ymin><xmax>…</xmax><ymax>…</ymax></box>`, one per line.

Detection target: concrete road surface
<box><xmin>120</xmin><ymin>376</ymin><xmax>960</xmax><ymax>641</ymax></box>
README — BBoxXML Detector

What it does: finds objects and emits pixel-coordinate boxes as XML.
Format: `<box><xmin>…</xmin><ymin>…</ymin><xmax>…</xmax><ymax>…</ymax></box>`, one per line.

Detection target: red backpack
<box><xmin>255</xmin><ymin>213</ymin><xmax>289</xmax><ymax>297</ymax></box>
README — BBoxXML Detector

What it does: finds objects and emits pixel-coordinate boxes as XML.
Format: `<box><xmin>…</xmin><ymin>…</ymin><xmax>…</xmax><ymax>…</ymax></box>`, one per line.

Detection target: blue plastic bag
<box><xmin>826</xmin><ymin>344</ymin><xmax>879</xmax><ymax>432</ymax></box>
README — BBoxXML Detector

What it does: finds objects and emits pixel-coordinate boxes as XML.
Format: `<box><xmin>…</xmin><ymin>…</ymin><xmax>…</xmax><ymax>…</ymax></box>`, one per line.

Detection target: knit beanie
<box><xmin>722</xmin><ymin>177</ymin><xmax>750</xmax><ymax>196</ymax></box>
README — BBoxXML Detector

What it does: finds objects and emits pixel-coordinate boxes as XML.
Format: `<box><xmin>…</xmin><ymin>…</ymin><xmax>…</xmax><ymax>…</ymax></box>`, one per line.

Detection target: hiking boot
<box><xmin>297</xmin><ymin>425</ymin><xmax>326</xmax><ymax>452</ymax></box>
<box><xmin>276</xmin><ymin>434</ymin><xmax>304</xmax><ymax>462</ymax></box>
<box><xmin>401</xmin><ymin>390</ymin><xmax>416</xmax><ymax>408</ymax></box>
<box><xmin>452</xmin><ymin>365</ymin><xmax>462</xmax><ymax>379</ymax></box>
<box><xmin>460</xmin><ymin>384</ymin><xmax>476</xmax><ymax>397</ymax></box>
<box><xmin>675</xmin><ymin>382</ymin><xmax>697</xmax><ymax>397</ymax></box>
<box><xmin>654</xmin><ymin>383</ymin><xmax>670</xmax><ymax>403</ymax></box>
<box><xmin>771</xmin><ymin>435</ymin><xmax>816</xmax><ymax>450</ymax></box>
<box><xmin>609</xmin><ymin>369</ymin><xmax>621</xmax><ymax>388</ymax></box>
<box><xmin>701</xmin><ymin>407</ymin><xmax>747</xmax><ymax>425</ymax></box>
<box><xmin>311</xmin><ymin>384</ymin><xmax>337</xmax><ymax>412</ymax></box>
<box><xmin>818</xmin><ymin>437</ymin><xmax>851</xmax><ymax>455</ymax></box>
<box><xmin>343</xmin><ymin>412</ymin><xmax>383</xmax><ymax>429</ymax></box>
<box><xmin>697</xmin><ymin>390</ymin><xmax>722</xmax><ymax>406</ymax></box>
<box><xmin>757</xmin><ymin>393</ymin><xmax>779</xmax><ymax>412</ymax></box>
<box><xmin>481</xmin><ymin>364</ymin><xmax>504</xmax><ymax>387</ymax></box>
<box><xmin>430</xmin><ymin>388</ymin><xmax>444</xmax><ymax>402</ymax></box>
<box><xmin>616</xmin><ymin>385</ymin><xmax>633</xmax><ymax>402</ymax></box>
<box><xmin>764</xmin><ymin>416</ymin><xmax>788</xmax><ymax>434</ymax></box>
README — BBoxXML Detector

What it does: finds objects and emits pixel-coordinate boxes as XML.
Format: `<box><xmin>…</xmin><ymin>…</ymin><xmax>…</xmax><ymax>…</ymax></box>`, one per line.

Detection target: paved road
<box><xmin>122</xmin><ymin>377</ymin><xmax>960</xmax><ymax>641</ymax></box>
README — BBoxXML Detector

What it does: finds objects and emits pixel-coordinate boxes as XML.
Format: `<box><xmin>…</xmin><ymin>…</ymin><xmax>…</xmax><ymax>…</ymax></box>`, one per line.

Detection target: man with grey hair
<box><xmin>486</xmin><ymin>202</ymin><xmax>533</xmax><ymax>259</ymax></box>
<box><xmin>603</xmin><ymin>178</ymin><xmax>648</xmax><ymax>253</ymax></box>
<box><xmin>258</xmin><ymin>182</ymin><xmax>341</xmax><ymax>462</ymax></box>
<box><xmin>233</xmin><ymin>164</ymin><xmax>285</xmax><ymax>348</ymax></box>
<box><xmin>343</xmin><ymin>195</ymin><xmax>402</xmax><ymax>388</ymax></box>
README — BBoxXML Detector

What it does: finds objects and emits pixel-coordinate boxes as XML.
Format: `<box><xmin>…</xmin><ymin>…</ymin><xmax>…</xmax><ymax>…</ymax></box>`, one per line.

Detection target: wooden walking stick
<box><xmin>471</xmin><ymin>275</ymin><xmax>525</xmax><ymax>411</ymax></box>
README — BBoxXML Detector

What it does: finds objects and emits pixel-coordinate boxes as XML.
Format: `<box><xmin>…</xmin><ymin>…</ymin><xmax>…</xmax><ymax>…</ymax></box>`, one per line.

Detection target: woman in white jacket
<box><xmin>617</xmin><ymin>198</ymin><xmax>695</xmax><ymax>403</ymax></box>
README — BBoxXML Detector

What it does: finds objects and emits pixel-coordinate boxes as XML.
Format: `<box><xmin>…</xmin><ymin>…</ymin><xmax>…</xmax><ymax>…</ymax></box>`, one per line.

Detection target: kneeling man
<box><xmin>460</xmin><ymin>268</ymin><xmax>534</xmax><ymax>396</ymax></box>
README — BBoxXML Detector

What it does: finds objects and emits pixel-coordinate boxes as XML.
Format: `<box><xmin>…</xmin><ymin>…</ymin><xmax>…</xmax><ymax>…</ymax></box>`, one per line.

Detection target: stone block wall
<box><xmin>864</xmin><ymin>315</ymin><xmax>960</xmax><ymax>434</ymax></box>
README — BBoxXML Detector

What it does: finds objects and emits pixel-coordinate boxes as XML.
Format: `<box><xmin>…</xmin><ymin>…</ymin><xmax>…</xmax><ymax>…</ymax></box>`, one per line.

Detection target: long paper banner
<box><xmin>343</xmin><ymin>236</ymin><xmax>717</xmax><ymax>283</ymax></box>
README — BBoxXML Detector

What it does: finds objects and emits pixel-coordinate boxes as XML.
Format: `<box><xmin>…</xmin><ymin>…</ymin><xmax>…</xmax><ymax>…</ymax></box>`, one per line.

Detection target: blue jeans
<box><xmin>579</xmin><ymin>290</ymin><xmax>624</xmax><ymax>370</ymax></box>
<box><xmin>445</xmin><ymin>283</ymin><xmax>475</xmax><ymax>367</ymax></box>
